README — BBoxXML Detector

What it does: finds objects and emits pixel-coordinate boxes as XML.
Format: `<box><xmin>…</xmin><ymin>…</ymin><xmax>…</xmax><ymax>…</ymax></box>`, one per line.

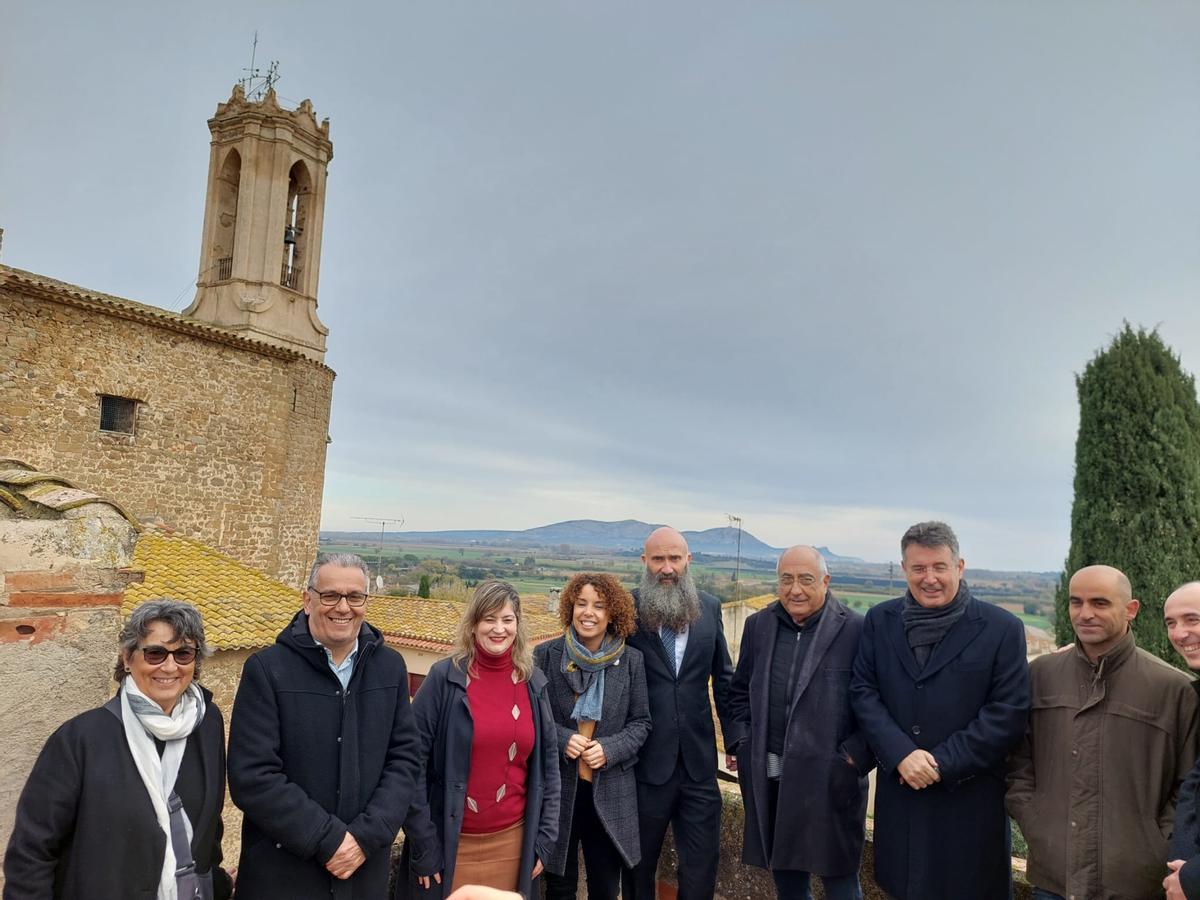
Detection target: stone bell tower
<box><xmin>185</xmin><ymin>84</ymin><xmax>333</xmax><ymax>361</ymax></box>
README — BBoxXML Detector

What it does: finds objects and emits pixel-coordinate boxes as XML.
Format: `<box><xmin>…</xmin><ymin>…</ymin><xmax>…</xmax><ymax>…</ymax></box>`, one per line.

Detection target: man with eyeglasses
<box><xmin>850</xmin><ymin>521</ymin><xmax>1029</xmax><ymax>900</ymax></box>
<box><xmin>728</xmin><ymin>545</ymin><xmax>873</xmax><ymax>899</ymax></box>
<box><xmin>228</xmin><ymin>552</ymin><xmax>421</xmax><ymax>900</ymax></box>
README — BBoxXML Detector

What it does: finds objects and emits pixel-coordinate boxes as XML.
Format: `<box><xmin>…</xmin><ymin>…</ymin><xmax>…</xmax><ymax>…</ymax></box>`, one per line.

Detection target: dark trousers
<box><xmin>1030</xmin><ymin>891</ymin><xmax>1065</xmax><ymax>900</ymax></box>
<box><xmin>772</xmin><ymin>869</ymin><xmax>863</xmax><ymax>900</ymax></box>
<box><xmin>622</xmin><ymin>766</ymin><xmax>721</xmax><ymax>900</ymax></box>
<box><xmin>766</xmin><ymin>780</ymin><xmax>862</xmax><ymax>900</ymax></box>
<box><xmin>543</xmin><ymin>780</ymin><xmax>624</xmax><ymax>900</ymax></box>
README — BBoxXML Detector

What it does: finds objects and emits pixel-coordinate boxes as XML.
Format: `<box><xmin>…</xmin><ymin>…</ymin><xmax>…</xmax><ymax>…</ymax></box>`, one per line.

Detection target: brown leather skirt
<box><xmin>451</xmin><ymin>819</ymin><xmax>525</xmax><ymax>892</ymax></box>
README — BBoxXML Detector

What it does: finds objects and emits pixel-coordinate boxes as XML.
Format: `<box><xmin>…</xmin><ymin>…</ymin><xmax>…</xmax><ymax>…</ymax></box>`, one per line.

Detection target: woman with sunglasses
<box><xmin>4</xmin><ymin>598</ymin><xmax>233</xmax><ymax>900</ymax></box>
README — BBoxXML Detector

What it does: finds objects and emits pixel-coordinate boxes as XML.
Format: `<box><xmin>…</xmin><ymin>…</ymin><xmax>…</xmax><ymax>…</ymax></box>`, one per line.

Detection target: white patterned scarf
<box><xmin>120</xmin><ymin>679</ymin><xmax>206</xmax><ymax>900</ymax></box>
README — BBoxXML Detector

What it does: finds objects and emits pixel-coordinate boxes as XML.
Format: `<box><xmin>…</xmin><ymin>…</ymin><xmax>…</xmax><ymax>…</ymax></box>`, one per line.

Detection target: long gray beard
<box><xmin>638</xmin><ymin>568</ymin><xmax>702</xmax><ymax>632</ymax></box>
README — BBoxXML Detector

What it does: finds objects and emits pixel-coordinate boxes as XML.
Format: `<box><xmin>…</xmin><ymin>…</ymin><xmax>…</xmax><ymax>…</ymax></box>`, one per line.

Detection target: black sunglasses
<box><xmin>136</xmin><ymin>646</ymin><xmax>198</xmax><ymax>665</ymax></box>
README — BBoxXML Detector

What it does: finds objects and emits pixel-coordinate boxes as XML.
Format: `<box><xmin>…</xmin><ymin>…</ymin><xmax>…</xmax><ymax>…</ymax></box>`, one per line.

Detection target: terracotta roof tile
<box><xmin>367</xmin><ymin>595</ymin><xmax>562</xmax><ymax>648</ymax></box>
<box><xmin>0</xmin><ymin>459</ymin><xmax>139</xmax><ymax>524</ymax></box>
<box><xmin>122</xmin><ymin>528</ymin><xmax>300</xmax><ymax>650</ymax></box>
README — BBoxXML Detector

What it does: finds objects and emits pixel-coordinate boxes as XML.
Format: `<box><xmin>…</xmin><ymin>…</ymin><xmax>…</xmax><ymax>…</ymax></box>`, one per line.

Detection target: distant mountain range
<box><xmin>321</xmin><ymin>518</ymin><xmax>862</xmax><ymax>563</ymax></box>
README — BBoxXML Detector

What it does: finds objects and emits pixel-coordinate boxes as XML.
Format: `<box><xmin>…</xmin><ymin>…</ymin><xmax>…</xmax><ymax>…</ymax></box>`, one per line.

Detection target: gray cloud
<box><xmin>4</xmin><ymin>2</ymin><xmax>1199</xmax><ymax>570</ymax></box>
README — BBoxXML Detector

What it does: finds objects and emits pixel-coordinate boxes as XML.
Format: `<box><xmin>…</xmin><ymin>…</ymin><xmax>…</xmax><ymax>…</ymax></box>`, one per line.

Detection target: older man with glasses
<box><xmin>728</xmin><ymin>545</ymin><xmax>873</xmax><ymax>899</ymax></box>
<box><xmin>228</xmin><ymin>552</ymin><xmax>421</xmax><ymax>900</ymax></box>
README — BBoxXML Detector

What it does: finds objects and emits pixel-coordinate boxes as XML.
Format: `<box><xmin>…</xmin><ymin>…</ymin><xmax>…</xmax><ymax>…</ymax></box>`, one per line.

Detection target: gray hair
<box><xmin>901</xmin><ymin>521</ymin><xmax>960</xmax><ymax>561</ymax></box>
<box><xmin>776</xmin><ymin>545</ymin><xmax>830</xmax><ymax>577</ymax></box>
<box><xmin>114</xmin><ymin>598</ymin><xmax>211</xmax><ymax>682</ymax></box>
<box><xmin>308</xmin><ymin>552</ymin><xmax>371</xmax><ymax>590</ymax></box>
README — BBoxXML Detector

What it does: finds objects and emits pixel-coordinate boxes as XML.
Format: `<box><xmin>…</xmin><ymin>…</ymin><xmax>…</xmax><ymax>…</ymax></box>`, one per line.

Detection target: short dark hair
<box><xmin>901</xmin><ymin>521</ymin><xmax>960</xmax><ymax>560</ymax></box>
<box><xmin>114</xmin><ymin>598</ymin><xmax>210</xmax><ymax>682</ymax></box>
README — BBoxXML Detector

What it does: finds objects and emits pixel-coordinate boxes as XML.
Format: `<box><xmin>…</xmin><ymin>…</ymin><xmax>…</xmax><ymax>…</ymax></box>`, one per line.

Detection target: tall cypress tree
<box><xmin>1056</xmin><ymin>324</ymin><xmax>1200</xmax><ymax>666</ymax></box>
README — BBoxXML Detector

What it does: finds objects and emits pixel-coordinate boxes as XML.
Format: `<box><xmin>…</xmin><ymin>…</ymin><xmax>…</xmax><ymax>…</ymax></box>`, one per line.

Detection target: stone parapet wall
<box><xmin>0</xmin><ymin>286</ymin><xmax>333</xmax><ymax>586</ymax></box>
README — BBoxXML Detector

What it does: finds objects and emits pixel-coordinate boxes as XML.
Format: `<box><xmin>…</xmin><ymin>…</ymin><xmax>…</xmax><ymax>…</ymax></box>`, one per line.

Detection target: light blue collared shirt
<box><xmin>319</xmin><ymin>640</ymin><xmax>359</xmax><ymax>690</ymax></box>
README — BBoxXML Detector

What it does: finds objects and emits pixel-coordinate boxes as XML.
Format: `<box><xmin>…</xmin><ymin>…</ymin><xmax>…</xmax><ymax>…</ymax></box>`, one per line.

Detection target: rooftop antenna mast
<box><xmin>353</xmin><ymin>516</ymin><xmax>405</xmax><ymax>587</ymax></box>
<box><xmin>726</xmin><ymin>514</ymin><xmax>743</xmax><ymax>602</ymax></box>
<box><xmin>240</xmin><ymin>31</ymin><xmax>281</xmax><ymax>101</ymax></box>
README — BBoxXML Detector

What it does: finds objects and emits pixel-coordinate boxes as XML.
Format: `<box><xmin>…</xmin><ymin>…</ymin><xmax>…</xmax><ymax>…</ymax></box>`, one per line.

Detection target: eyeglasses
<box><xmin>137</xmin><ymin>646</ymin><xmax>198</xmax><ymax>665</ymax></box>
<box><xmin>311</xmin><ymin>590</ymin><xmax>369</xmax><ymax>607</ymax></box>
<box><xmin>779</xmin><ymin>574</ymin><xmax>818</xmax><ymax>588</ymax></box>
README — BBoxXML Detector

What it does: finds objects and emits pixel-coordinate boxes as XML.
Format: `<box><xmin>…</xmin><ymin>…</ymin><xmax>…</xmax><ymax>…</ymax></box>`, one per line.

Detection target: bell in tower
<box><xmin>185</xmin><ymin>84</ymin><xmax>333</xmax><ymax>362</ymax></box>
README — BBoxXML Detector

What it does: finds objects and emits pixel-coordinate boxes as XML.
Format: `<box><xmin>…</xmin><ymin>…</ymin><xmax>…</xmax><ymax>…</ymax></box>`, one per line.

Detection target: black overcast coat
<box><xmin>3</xmin><ymin>688</ymin><xmax>230</xmax><ymax>900</ymax></box>
<box><xmin>398</xmin><ymin>656</ymin><xmax>561</xmax><ymax>900</ymax></box>
<box><xmin>730</xmin><ymin>595</ymin><xmax>873</xmax><ymax>876</ymax></box>
<box><xmin>850</xmin><ymin>591</ymin><xmax>1029</xmax><ymax>900</ymax></box>
<box><xmin>228</xmin><ymin>613</ymin><xmax>420</xmax><ymax>900</ymax></box>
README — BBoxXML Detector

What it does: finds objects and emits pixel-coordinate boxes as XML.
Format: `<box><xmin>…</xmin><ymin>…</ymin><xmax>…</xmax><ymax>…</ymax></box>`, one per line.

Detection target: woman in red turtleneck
<box><xmin>400</xmin><ymin>581</ymin><xmax>561</xmax><ymax>900</ymax></box>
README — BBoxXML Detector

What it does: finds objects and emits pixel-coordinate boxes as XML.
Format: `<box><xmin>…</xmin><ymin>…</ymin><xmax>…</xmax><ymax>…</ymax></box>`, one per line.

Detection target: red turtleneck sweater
<box><xmin>462</xmin><ymin>644</ymin><xmax>535</xmax><ymax>834</ymax></box>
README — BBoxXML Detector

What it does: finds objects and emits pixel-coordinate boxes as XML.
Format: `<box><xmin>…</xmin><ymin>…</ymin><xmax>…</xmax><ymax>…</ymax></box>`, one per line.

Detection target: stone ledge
<box><xmin>8</xmin><ymin>590</ymin><xmax>124</xmax><ymax>608</ymax></box>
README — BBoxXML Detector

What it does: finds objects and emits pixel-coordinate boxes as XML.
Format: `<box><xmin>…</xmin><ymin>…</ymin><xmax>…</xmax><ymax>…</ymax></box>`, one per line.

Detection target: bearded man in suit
<box><xmin>622</xmin><ymin>526</ymin><xmax>738</xmax><ymax>900</ymax></box>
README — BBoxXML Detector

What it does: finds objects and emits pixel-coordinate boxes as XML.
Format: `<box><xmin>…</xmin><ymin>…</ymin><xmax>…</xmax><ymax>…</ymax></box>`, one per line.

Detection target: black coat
<box><xmin>533</xmin><ymin>637</ymin><xmax>652</xmax><ymax>871</ymax></box>
<box><xmin>626</xmin><ymin>589</ymin><xmax>738</xmax><ymax>785</ymax></box>
<box><xmin>3</xmin><ymin>687</ymin><xmax>229</xmax><ymax>900</ymax></box>
<box><xmin>729</xmin><ymin>595</ymin><xmax>873</xmax><ymax>876</ymax></box>
<box><xmin>850</xmin><ymin>592</ymin><xmax>1029</xmax><ymax>900</ymax></box>
<box><xmin>1171</xmin><ymin>682</ymin><xmax>1200</xmax><ymax>900</ymax></box>
<box><xmin>228</xmin><ymin>613</ymin><xmax>420</xmax><ymax>900</ymax></box>
<box><xmin>398</xmin><ymin>656</ymin><xmax>562</xmax><ymax>900</ymax></box>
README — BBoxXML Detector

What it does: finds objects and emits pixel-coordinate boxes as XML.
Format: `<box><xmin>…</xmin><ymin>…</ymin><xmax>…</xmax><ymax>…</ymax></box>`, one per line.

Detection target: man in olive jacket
<box><xmin>1008</xmin><ymin>565</ymin><xmax>1200</xmax><ymax>900</ymax></box>
<box><xmin>228</xmin><ymin>553</ymin><xmax>420</xmax><ymax>900</ymax></box>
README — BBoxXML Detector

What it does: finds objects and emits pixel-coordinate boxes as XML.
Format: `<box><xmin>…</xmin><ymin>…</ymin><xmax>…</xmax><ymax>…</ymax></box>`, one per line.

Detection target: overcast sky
<box><xmin>3</xmin><ymin>2</ymin><xmax>1199</xmax><ymax>571</ymax></box>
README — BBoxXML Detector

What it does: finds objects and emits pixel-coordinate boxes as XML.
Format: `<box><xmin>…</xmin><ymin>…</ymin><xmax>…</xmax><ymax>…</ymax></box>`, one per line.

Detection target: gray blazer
<box><xmin>533</xmin><ymin>638</ymin><xmax>652</xmax><ymax>872</ymax></box>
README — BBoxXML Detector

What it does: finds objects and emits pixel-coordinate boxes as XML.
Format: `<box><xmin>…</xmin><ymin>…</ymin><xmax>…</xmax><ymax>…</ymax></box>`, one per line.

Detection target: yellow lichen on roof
<box><xmin>744</xmin><ymin>593</ymin><xmax>777</xmax><ymax>611</ymax></box>
<box><xmin>368</xmin><ymin>596</ymin><xmax>464</xmax><ymax>645</ymax></box>
<box><xmin>122</xmin><ymin>528</ymin><xmax>301</xmax><ymax>650</ymax></box>
<box><xmin>368</xmin><ymin>594</ymin><xmax>563</xmax><ymax>647</ymax></box>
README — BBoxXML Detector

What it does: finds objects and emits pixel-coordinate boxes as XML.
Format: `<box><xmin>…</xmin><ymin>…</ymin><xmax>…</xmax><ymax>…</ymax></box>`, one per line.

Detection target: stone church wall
<box><xmin>0</xmin><ymin>282</ymin><xmax>334</xmax><ymax>587</ymax></box>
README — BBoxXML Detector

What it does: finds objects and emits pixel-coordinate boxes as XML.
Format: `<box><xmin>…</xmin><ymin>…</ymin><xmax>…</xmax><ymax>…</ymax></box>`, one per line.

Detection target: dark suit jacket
<box><xmin>627</xmin><ymin>588</ymin><xmax>738</xmax><ymax>784</ymax></box>
<box><xmin>850</xmin><ymin>590</ymin><xmax>1029</xmax><ymax>900</ymax></box>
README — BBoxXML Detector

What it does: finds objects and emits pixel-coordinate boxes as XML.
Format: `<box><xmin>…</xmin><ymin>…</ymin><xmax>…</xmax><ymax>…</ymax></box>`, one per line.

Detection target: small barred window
<box><xmin>99</xmin><ymin>395</ymin><xmax>137</xmax><ymax>434</ymax></box>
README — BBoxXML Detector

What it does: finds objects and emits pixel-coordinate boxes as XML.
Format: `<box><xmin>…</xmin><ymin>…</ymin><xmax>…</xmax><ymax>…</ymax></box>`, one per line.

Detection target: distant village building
<box><xmin>0</xmin><ymin>85</ymin><xmax>336</xmax><ymax>588</ymax></box>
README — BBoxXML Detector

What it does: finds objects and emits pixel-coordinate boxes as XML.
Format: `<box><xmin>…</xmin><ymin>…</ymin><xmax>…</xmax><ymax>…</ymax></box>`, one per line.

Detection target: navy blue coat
<box><xmin>228</xmin><ymin>613</ymin><xmax>420</xmax><ymax>900</ymax></box>
<box><xmin>399</xmin><ymin>656</ymin><xmax>561</xmax><ymax>900</ymax></box>
<box><xmin>850</xmin><ymin>591</ymin><xmax>1029</xmax><ymax>900</ymax></box>
<box><xmin>626</xmin><ymin>589</ymin><xmax>738</xmax><ymax>784</ymax></box>
<box><xmin>730</xmin><ymin>595</ymin><xmax>873</xmax><ymax>876</ymax></box>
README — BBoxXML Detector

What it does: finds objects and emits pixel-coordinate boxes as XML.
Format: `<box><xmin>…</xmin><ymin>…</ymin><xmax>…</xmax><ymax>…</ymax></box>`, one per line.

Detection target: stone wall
<box><xmin>0</xmin><ymin>500</ymin><xmax>138</xmax><ymax>862</ymax></box>
<box><xmin>0</xmin><ymin>283</ymin><xmax>333</xmax><ymax>587</ymax></box>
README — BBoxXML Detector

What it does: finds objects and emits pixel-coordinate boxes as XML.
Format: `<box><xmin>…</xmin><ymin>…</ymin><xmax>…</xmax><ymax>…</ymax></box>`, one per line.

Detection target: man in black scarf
<box><xmin>850</xmin><ymin>521</ymin><xmax>1029</xmax><ymax>900</ymax></box>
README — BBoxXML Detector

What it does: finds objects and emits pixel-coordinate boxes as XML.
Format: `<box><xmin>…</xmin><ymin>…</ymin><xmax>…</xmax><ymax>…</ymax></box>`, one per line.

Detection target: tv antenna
<box><xmin>240</xmin><ymin>31</ymin><xmax>280</xmax><ymax>101</ymax></box>
<box><xmin>726</xmin><ymin>514</ymin><xmax>743</xmax><ymax>602</ymax></box>
<box><xmin>353</xmin><ymin>516</ymin><xmax>405</xmax><ymax>586</ymax></box>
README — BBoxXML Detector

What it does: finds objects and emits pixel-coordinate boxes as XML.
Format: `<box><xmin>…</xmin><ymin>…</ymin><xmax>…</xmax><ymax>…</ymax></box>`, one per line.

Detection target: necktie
<box><xmin>660</xmin><ymin>625</ymin><xmax>677</xmax><ymax>676</ymax></box>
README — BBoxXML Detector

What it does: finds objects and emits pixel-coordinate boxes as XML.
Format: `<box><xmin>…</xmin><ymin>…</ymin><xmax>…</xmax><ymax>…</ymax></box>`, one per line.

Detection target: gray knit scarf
<box><xmin>562</xmin><ymin>627</ymin><xmax>626</xmax><ymax>722</ymax></box>
<box><xmin>902</xmin><ymin>583</ymin><xmax>969</xmax><ymax>668</ymax></box>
